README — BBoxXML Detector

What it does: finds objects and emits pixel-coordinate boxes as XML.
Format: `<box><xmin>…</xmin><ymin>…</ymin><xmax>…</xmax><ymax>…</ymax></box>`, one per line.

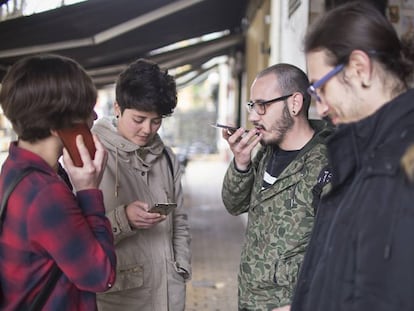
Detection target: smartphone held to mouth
<box><xmin>57</xmin><ymin>123</ymin><xmax>96</xmax><ymax>167</ymax></box>
<box><xmin>210</xmin><ymin>123</ymin><xmax>248</xmax><ymax>135</ymax></box>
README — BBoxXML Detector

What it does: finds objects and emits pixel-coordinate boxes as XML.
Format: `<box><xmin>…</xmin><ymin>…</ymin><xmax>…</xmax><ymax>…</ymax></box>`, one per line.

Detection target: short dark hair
<box><xmin>115</xmin><ymin>58</ymin><xmax>177</xmax><ymax>117</ymax></box>
<box><xmin>258</xmin><ymin>63</ymin><xmax>311</xmax><ymax>117</ymax></box>
<box><xmin>304</xmin><ymin>1</ymin><xmax>414</xmax><ymax>87</ymax></box>
<box><xmin>0</xmin><ymin>54</ymin><xmax>97</xmax><ymax>142</ymax></box>
<box><xmin>324</xmin><ymin>0</ymin><xmax>386</xmax><ymax>14</ymax></box>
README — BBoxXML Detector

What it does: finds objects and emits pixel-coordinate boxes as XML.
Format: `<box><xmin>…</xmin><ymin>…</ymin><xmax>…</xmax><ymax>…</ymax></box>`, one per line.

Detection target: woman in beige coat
<box><xmin>93</xmin><ymin>59</ymin><xmax>191</xmax><ymax>311</ymax></box>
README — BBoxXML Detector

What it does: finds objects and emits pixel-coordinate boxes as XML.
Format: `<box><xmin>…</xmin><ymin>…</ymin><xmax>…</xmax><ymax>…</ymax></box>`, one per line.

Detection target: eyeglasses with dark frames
<box><xmin>307</xmin><ymin>64</ymin><xmax>345</xmax><ymax>102</ymax></box>
<box><xmin>246</xmin><ymin>94</ymin><xmax>293</xmax><ymax>115</ymax></box>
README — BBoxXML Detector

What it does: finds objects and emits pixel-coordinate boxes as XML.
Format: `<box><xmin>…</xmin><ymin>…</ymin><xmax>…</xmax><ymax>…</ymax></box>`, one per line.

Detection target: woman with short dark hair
<box><xmin>93</xmin><ymin>58</ymin><xmax>191</xmax><ymax>311</ymax></box>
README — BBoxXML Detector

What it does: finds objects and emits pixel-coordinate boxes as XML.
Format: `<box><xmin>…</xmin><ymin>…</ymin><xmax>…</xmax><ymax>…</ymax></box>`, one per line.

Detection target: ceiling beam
<box><xmin>88</xmin><ymin>33</ymin><xmax>244</xmax><ymax>87</ymax></box>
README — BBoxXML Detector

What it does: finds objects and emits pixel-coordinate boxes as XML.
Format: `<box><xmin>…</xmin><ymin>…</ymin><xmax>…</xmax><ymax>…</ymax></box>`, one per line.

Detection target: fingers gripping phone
<box><xmin>149</xmin><ymin>203</ymin><xmax>177</xmax><ymax>216</ymax></box>
<box><xmin>57</xmin><ymin>123</ymin><xmax>96</xmax><ymax>167</ymax></box>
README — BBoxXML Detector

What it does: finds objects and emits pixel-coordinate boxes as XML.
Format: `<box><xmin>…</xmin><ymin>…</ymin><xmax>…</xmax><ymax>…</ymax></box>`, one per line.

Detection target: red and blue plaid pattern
<box><xmin>0</xmin><ymin>142</ymin><xmax>116</xmax><ymax>310</ymax></box>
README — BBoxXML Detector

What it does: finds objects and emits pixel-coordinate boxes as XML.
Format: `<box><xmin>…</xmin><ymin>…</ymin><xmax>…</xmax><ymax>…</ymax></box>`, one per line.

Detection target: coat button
<box><xmin>141</xmin><ymin>172</ymin><xmax>145</xmax><ymax>176</ymax></box>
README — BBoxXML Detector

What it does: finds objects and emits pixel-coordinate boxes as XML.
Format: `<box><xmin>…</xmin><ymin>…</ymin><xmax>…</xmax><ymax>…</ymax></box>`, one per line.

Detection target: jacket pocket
<box><xmin>109</xmin><ymin>263</ymin><xmax>144</xmax><ymax>292</ymax></box>
<box><xmin>274</xmin><ymin>257</ymin><xmax>301</xmax><ymax>288</ymax></box>
<box><xmin>168</xmin><ymin>259</ymin><xmax>187</xmax><ymax>282</ymax></box>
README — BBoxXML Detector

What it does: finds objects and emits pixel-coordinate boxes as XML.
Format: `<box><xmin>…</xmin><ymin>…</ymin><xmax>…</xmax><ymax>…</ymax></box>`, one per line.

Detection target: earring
<box><xmin>116</xmin><ymin>115</ymin><xmax>119</xmax><ymax>118</ymax></box>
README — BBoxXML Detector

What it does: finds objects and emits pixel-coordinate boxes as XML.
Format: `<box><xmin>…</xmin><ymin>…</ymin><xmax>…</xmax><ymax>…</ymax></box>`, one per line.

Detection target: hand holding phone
<box><xmin>148</xmin><ymin>203</ymin><xmax>177</xmax><ymax>216</ymax></box>
<box><xmin>57</xmin><ymin>123</ymin><xmax>96</xmax><ymax>167</ymax></box>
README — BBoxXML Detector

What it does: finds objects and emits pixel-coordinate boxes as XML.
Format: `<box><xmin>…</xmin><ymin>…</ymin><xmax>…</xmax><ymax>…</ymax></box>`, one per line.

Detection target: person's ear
<box><xmin>114</xmin><ymin>101</ymin><xmax>121</xmax><ymax>118</ymax></box>
<box><xmin>50</xmin><ymin>129</ymin><xmax>59</xmax><ymax>137</ymax></box>
<box><xmin>290</xmin><ymin>92</ymin><xmax>303</xmax><ymax>116</ymax></box>
<box><xmin>348</xmin><ymin>50</ymin><xmax>372</xmax><ymax>88</ymax></box>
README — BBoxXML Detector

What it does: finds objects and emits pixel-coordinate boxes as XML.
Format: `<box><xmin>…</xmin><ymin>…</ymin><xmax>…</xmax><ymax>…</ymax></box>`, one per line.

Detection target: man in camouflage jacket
<box><xmin>220</xmin><ymin>64</ymin><xmax>332</xmax><ymax>311</ymax></box>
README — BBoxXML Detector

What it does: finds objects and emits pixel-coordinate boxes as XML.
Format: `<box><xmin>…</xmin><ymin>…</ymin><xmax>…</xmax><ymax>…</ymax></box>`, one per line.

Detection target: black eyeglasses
<box><xmin>307</xmin><ymin>64</ymin><xmax>344</xmax><ymax>102</ymax></box>
<box><xmin>246</xmin><ymin>94</ymin><xmax>293</xmax><ymax>115</ymax></box>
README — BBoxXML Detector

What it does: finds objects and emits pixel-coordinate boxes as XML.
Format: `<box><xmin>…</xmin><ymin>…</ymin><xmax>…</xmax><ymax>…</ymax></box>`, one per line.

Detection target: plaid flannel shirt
<box><xmin>0</xmin><ymin>142</ymin><xmax>116</xmax><ymax>310</ymax></box>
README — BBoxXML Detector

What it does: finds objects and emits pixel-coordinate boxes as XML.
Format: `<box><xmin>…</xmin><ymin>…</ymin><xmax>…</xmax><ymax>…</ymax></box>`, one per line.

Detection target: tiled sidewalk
<box><xmin>182</xmin><ymin>155</ymin><xmax>246</xmax><ymax>311</ymax></box>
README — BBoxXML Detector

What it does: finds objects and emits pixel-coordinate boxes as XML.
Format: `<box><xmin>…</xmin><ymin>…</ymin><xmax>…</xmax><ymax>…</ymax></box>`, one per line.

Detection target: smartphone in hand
<box><xmin>57</xmin><ymin>123</ymin><xmax>96</xmax><ymax>167</ymax></box>
<box><xmin>210</xmin><ymin>123</ymin><xmax>249</xmax><ymax>135</ymax></box>
<box><xmin>210</xmin><ymin>123</ymin><xmax>239</xmax><ymax>135</ymax></box>
<box><xmin>148</xmin><ymin>203</ymin><xmax>177</xmax><ymax>216</ymax></box>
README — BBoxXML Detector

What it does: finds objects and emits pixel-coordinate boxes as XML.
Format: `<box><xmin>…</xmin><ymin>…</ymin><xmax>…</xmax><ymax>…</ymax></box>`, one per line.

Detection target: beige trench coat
<box><xmin>93</xmin><ymin>118</ymin><xmax>191</xmax><ymax>311</ymax></box>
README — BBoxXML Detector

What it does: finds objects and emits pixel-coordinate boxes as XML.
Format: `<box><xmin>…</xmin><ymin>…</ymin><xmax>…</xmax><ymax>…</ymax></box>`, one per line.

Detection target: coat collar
<box><xmin>328</xmin><ymin>89</ymin><xmax>414</xmax><ymax>187</ymax></box>
<box><xmin>92</xmin><ymin>117</ymin><xmax>165</xmax><ymax>169</ymax></box>
<box><xmin>257</xmin><ymin>119</ymin><xmax>332</xmax><ymax>201</ymax></box>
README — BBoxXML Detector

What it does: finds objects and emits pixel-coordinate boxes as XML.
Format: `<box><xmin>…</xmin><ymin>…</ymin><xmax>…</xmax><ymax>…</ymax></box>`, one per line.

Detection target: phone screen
<box><xmin>57</xmin><ymin>123</ymin><xmax>96</xmax><ymax>167</ymax></box>
<box><xmin>149</xmin><ymin>203</ymin><xmax>177</xmax><ymax>215</ymax></box>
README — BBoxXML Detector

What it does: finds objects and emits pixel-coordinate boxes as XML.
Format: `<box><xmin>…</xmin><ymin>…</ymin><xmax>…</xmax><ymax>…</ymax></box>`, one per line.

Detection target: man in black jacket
<box><xmin>274</xmin><ymin>2</ymin><xmax>414</xmax><ymax>311</ymax></box>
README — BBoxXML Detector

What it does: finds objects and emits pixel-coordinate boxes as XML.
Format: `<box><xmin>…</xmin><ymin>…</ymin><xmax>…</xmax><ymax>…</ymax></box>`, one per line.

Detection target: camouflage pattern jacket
<box><xmin>221</xmin><ymin>120</ymin><xmax>332</xmax><ymax>311</ymax></box>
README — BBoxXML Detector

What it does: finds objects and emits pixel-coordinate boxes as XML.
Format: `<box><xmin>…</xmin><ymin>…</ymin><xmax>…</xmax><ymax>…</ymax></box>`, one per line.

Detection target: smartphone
<box><xmin>149</xmin><ymin>203</ymin><xmax>177</xmax><ymax>216</ymax></box>
<box><xmin>210</xmin><ymin>123</ymin><xmax>240</xmax><ymax>134</ymax></box>
<box><xmin>57</xmin><ymin>123</ymin><xmax>96</xmax><ymax>167</ymax></box>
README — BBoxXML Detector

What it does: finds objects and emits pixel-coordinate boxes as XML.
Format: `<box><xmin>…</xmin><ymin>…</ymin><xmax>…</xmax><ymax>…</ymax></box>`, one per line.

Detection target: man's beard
<box><xmin>261</xmin><ymin>104</ymin><xmax>294</xmax><ymax>146</ymax></box>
